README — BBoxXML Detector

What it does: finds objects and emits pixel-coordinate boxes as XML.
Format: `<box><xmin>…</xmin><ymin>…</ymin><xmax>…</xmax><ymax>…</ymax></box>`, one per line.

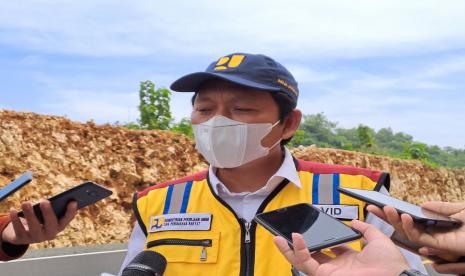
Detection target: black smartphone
<box><xmin>338</xmin><ymin>187</ymin><xmax>462</xmax><ymax>228</ymax></box>
<box><xmin>18</xmin><ymin>182</ymin><xmax>112</xmax><ymax>223</ymax></box>
<box><xmin>254</xmin><ymin>203</ymin><xmax>362</xmax><ymax>252</ymax></box>
<box><xmin>0</xmin><ymin>171</ymin><xmax>33</xmax><ymax>202</ymax></box>
<box><xmin>390</xmin><ymin>231</ymin><xmax>460</xmax><ymax>264</ymax></box>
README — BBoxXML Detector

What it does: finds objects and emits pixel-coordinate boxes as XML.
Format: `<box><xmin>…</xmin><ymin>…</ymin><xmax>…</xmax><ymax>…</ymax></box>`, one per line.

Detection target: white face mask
<box><xmin>192</xmin><ymin>115</ymin><xmax>281</xmax><ymax>168</ymax></box>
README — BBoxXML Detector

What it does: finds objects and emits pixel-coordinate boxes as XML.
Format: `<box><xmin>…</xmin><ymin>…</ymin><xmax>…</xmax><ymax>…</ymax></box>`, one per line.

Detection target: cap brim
<box><xmin>170</xmin><ymin>72</ymin><xmax>280</xmax><ymax>92</ymax></box>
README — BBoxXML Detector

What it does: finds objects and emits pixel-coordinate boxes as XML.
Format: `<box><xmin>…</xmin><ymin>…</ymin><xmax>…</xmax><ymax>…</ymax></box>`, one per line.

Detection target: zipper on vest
<box><xmin>242</xmin><ymin>220</ymin><xmax>254</xmax><ymax>276</ymax></box>
<box><xmin>244</xmin><ymin>221</ymin><xmax>251</xmax><ymax>243</ymax></box>
<box><xmin>147</xmin><ymin>238</ymin><xmax>212</xmax><ymax>262</ymax></box>
<box><xmin>205</xmin><ymin>171</ymin><xmax>290</xmax><ymax>276</ymax></box>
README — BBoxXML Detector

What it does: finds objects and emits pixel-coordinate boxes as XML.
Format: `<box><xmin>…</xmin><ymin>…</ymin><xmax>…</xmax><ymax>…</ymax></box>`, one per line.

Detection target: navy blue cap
<box><xmin>170</xmin><ymin>53</ymin><xmax>299</xmax><ymax>106</ymax></box>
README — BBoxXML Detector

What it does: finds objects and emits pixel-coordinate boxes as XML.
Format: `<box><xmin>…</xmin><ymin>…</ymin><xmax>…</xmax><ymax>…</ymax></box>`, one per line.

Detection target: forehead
<box><xmin>196</xmin><ymin>80</ymin><xmax>273</xmax><ymax>103</ymax></box>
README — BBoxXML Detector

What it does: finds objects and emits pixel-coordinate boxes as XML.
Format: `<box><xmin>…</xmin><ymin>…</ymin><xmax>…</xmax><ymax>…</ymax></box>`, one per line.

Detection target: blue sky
<box><xmin>1</xmin><ymin>0</ymin><xmax>464</xmax><ymax>148</ymax></box>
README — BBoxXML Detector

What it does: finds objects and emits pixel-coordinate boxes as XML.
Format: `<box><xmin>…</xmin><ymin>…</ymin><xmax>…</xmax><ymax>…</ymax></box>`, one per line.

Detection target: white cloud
<box><xmin>38</xmin><ymin>89</ymin><xmax>194</xmax><ymax>124</ymax></box>
<box><xmin>1</xmin><ymin>0</ymin><xmax>464</xmax><ymax>148</ymax></box>
<box><xmin>295</xmin><ymin>56</ymin><xmax>465</xmax><ymax>148</ymax></box>
<box><xmin>170</xmin><ymin>92</ymin><xmax>194</xmax><ymax>121</ymax></box>
<box><xmin>40</xmin><ymin>90</ymin><xmax>139</xmax><ymax>124</ymax></box>
<box><xmin>19</xmin><ymin>55</ymin><xmax>44</xmax><ymax>66</ymax></box>
<box><xmin>298</xmin><ymin>86</ymin><xmax>465</xmax><ymax>148</ymax></box>
<box><xmin>1</xmin><ymin>0</ymin><xmax>465</xmax><ymax>58</ymax></box>
<box><xmin>286</xmin><ymin>64</ymin><xmax>336</xmax><ymax>83</ymax></box>
<box><xmin>31</xmin><ymin>71</ymin><xmax>193</xmax><ymax>123</ymax></box>
<box><xmin>417</xmin><ymin>56</ymin><xmax>465</xmax><ymax>78</ymax></box>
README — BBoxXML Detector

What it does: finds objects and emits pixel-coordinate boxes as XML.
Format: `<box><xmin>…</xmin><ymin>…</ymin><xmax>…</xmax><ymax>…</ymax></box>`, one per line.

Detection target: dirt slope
<box><xmin>0</xmin><ymin>110</ymin><xmax>205</xmax><ymax>249</ymax></box>
<box><xmin>0</xmin><ymin>109</ymin><xmax>463</xmax><ymax>249</ymax></box>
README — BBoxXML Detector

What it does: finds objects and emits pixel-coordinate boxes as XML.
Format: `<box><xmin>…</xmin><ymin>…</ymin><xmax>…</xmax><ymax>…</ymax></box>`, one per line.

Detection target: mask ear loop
<box><xmin>268</xmin><ymin>138</ymin><xmax>283</xmax><ymax>150</ymax></box>
<box><xmin>265</xmin><ymin>120</ymin><xmax>284</xmax><ymax>150</ymax></box>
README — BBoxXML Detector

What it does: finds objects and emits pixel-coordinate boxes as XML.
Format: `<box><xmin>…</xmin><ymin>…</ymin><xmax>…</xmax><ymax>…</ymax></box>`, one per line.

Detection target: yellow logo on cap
<box><xmin>214</xmin><ymin>55</ymin><xmax>245</xmax><ymax>70</ymax></box>
<box><xmin>277</xmin><ymin>78</ymin><xmax>298</xmax><ymax>96</ymax></box>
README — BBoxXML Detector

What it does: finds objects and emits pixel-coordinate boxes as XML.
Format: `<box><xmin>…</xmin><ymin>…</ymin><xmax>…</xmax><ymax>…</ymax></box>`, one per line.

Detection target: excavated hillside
<box><xmin>0</xmin><ymin>109</ymin><xmax>464</xmax><ymax>249</ymax></box>
<box><xmin>0</xmin><ymin>110</ymin><xmax>205</xmax><ymax>249</ymax></box>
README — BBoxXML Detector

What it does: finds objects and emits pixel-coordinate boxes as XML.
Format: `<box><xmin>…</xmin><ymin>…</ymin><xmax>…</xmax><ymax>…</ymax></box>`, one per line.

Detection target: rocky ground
<box><xmin>0</xmin><ymin>109</ymin><xmax>463</xmax><ymax>249</ymax></box>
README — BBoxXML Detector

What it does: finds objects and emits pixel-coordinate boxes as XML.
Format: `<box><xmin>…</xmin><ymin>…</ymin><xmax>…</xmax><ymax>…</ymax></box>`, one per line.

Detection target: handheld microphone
<box><xmin>122</xmin><ymin>251</ymin><xmax>167</xmax><ymax>276</ymax></box>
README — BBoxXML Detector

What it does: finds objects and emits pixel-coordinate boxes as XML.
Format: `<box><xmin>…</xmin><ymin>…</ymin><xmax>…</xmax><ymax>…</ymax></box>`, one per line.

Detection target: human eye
<box><xmin>234</xmin><ymin>107</ymin><xmax>255</xmax><ymax>112</ymax></box>
<box><xmin>195</xmin><ymin>105</ymin><xmax>214</xmax><ymax>113</ymax></box>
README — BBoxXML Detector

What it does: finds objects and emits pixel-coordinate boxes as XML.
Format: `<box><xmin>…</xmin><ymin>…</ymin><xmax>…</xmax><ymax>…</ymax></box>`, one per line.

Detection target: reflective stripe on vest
<box><xmin>163</xmin><ymin>181</ymin><xmax>193</xmax><ymax>214</ymax></box>
<box><xmin>312</xmin><ymin>173</ymin><xmax>340</xmax><ymax>205</ymax></box>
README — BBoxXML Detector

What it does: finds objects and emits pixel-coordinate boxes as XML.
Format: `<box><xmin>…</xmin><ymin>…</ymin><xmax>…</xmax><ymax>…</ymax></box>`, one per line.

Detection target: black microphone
<box><xmin>122</xmin><ymin>251</ymin><xmax>167</xmax><ymax>276</ymax></box>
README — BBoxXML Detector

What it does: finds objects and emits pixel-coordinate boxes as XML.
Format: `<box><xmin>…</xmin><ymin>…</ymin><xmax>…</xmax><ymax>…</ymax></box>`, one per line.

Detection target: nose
<box><xmin>213</xmin><ymin>104</ymin><xmax>231</xmax><ymax>119</ymax></box>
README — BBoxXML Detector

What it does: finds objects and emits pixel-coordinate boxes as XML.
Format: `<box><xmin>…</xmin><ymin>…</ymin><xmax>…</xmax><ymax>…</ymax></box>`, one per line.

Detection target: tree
<box><xmin>402</xmin><ymin>142</ymin><xmax>429</xmax><ymax>160</ymax></box>
<box><xmin>138</xmin><ymin>80</ymin><xmax>172</xmax><ymax>130</ymax></box>
<box><xmin>357</xmin><ymin>125</ymin><xmax>375</xmax><ymax>148</ymax></box>
<box><xmin>335</xmin><ymin>128</ymin><xmax>359</xmax><ymax>149</ymax></box>
<box><xmin>298</xmin><ymin>113</ymin><xmax>342</xmax><ymax>147</ymax></box>
<box><xmin>288</xmin><ymin>129</ymin><xmax>305</xmax><ymax>147</ymax></box>
<box><xmin>123</xmin><ymin>121</ymin><xmax>141</xmax><ymax>130</ymax></box>
<box><xmin>124</xmin><ymin>80</ymin><xmax>194</xmax><ymax>138</ymax></box>
<box><xmin>171</xmin><ymin>117</ymin><xmax>193</xmax><ymax>138</ymax></box>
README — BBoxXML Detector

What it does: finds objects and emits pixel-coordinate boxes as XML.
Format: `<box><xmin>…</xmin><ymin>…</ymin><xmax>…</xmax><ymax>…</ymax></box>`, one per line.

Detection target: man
<box><xmin>119</xmin><ymin>53</ymin><xmax>425</xmax><ymax>275</ymax></box>
<box><xmin>0</xmin><ymin>200</ymin><xmax>77</xmax><ymax>261</ymax></box>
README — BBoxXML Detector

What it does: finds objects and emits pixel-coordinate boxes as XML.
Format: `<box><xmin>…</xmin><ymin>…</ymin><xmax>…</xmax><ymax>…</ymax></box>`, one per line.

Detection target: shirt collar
<box><xmin>209</xmin><ymin>147</ymin><xmax>302</xmax><ymax>196</ymax></box>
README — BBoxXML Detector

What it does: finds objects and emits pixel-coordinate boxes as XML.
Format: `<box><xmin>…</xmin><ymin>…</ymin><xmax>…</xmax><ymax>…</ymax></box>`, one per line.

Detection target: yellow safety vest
<box><xmin>134</xmin><ymin>159</ymin><xmax>389</xmax><ymax>276</ymax></box>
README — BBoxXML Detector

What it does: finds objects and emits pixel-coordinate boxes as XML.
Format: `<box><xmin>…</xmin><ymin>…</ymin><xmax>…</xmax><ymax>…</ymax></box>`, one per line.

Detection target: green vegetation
<box><xmin>170</xmin><ymin>117</ymin><xmax>193</xmax><ymax>138</ymax></box>
<box><xmin>124</xmin><ymin>81</ymin><xmax>464</xmax><ymax>168</ymax></box>
<box><xmin>293</xmin><ymin>113</ymin><xmax>465</xmax><ymax>168</ymax></box>
<box><xmin>138</xmin><ymin>80</ymin><xmax>172</xmax><ymax>130</ymax></box>
<box><xmin>123</xmin><ymin>80</ymin><xmax>193</xmax><ymax>138</ymax></box>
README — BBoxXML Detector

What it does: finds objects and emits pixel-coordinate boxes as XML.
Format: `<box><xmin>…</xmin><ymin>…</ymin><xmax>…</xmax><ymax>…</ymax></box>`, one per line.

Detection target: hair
<box><xmin>191</xmin><ymin>89</ymin><xmax>296</xmax><ymax>146</ymax></box>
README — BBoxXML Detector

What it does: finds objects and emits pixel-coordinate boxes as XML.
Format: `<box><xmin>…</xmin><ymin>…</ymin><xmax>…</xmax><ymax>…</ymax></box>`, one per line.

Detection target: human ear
<box><xmin>282</xmin><ymin>109</ymin><xmax>302</xmax><ymax>140</ymax></box>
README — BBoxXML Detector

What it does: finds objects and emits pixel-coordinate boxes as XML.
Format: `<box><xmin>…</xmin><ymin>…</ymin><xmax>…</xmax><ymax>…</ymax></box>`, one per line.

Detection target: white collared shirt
<box><xmin>209</xmin><ymin>147</ymin><xmax>301</xmax><ymax>222</ymax></box>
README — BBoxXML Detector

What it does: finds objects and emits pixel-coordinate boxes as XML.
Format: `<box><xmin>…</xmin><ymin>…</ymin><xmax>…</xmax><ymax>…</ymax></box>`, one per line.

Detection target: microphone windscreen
<box><xmin>122</xmin><ymin>251</ymin><xmax>167</xmax><ymax>276</ymax></box>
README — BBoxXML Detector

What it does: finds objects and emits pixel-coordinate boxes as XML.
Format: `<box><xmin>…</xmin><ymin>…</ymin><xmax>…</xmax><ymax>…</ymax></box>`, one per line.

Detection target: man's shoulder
<box><xmin>296</xmin><ymin>159</ymin><xmax>387</xmax><ymax>183</ymax></box>
<box><xmin>136</xmin><ymin>170</ymin><xmax>208</xmax><ymax>199</ymax></box>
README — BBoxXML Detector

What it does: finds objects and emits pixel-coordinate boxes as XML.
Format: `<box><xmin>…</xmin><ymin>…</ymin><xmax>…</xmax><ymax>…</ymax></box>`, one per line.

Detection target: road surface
<box><xmin>0</xmin><ymin>243</ymin><xmax>454</xmax><ymax>276</ymax></box>
<box><xmin>0</xmin><ymin>243</ymin><xmax>127</xmax><ymax>276</ymax></box>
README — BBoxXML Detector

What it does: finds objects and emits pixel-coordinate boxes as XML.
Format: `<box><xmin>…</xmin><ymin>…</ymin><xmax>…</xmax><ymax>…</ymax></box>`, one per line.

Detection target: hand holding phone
<box><xmin>255</xmin><ymin>203</ymin><xmax>361</xmax><ymax>252</ymax></box>
<box><xmin>373</xmin><ymin>202</ymin><xmax>465</xmax><ymax>264</ymax></box>
<box><xmin>274</xmin><ymin>220</ymin><xmax>410</xmax><ymax>276</ymax></box>
<box><xmin>18</xmin><ymin>181</ymin><xmax>112</xmax><ymax>223</ymax></box>
<box><xmin>2</xmin><ymin>199</ymin><xmax>78</xmax><ymax>245</ymax></box>
<box><xmin>338</xmin><ymin>187</ymin><xmax>462</xmax><ymax>228</ymax></box>
<box><xmin>338</xmin><ymin>187</ymin><xmax>465</xmax><ymax>264</ymax></box>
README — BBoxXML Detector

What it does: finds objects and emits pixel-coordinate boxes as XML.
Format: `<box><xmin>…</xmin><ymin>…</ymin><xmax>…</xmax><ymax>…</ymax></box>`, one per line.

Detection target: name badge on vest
<box><xmin>313</xmin><ymin>204</ymin><xmax>359</xmax><ymax>220</ymax></box>
<box><xmin>149</xmin><ymin>213</ymin><xmax>212</xmax><ymax>233</ymax></box>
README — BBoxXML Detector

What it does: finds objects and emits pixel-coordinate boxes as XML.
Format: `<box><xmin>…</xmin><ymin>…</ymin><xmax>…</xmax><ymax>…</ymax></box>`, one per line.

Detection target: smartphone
<box><xmin>18</xmin><ymin>182</ymin><xmax>112</xmax><ymax>223</ymax></box>
<box><xmin>337</xmin><ymin>187</ymin><xmax>462</xmax><ymax>228</ymax></box>
<box><xmin>0</xmin><ymin>171</ymin><xmax>33</xmax><ymax>202</ymax></box>
<box><xmin>391</xmin><ymin>231</ymin><xmax>460</xmax><ymax>264</ymax></box>
<box><xmin>254</xmin><ymin>203</ymin><xmax>362</xmax><ymax>252</ymax></box>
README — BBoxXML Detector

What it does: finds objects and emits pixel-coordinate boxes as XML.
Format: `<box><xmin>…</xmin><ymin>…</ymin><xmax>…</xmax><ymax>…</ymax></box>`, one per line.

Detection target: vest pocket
<box><xmin>146</xmin><ymin>231</ymin><xmax>220</xmax><ymax>264</ymax></box>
